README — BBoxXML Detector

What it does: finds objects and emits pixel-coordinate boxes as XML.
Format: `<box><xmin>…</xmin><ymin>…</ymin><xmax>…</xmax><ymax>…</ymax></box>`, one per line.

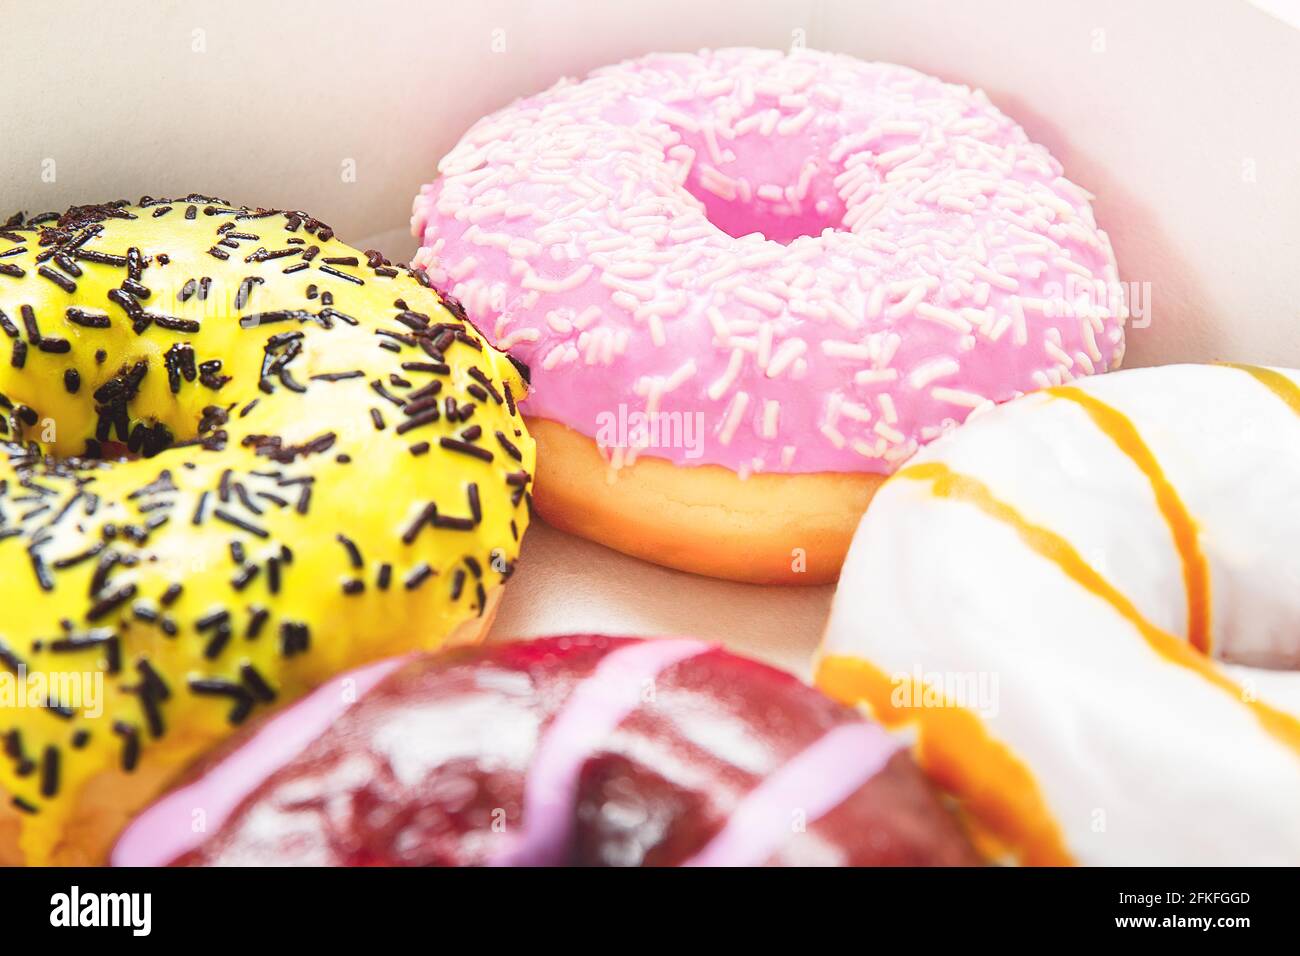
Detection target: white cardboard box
<box><xmin>4</xmin><ymin>0</ymin><xmax>1297</xmax><ymax>673</ymax></box>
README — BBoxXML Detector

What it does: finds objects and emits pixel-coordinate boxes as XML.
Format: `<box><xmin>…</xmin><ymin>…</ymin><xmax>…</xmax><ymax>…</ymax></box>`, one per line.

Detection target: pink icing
<box><xmin>412</xmin><ymin>47</ymin><xmax>1125</xmax><ymax>476</ymax></box>
<box><xmin>682</xmin><ymin>721</ymin><xmax>900</xmax><ymax>866</ymax></box>
<box><xmin>489</xmin><ymin>638</ymin><xmax>709</xmax><ymax>866</ymax></box>
<box><xmin>110</xmin><ymin>656</ymin><xmax>409</xmax><ymax>867</ymax></box>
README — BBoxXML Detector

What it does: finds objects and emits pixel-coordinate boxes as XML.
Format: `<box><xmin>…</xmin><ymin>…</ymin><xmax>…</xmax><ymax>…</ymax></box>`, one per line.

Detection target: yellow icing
<box><xmin>0</xmin><ymin>197</ymin><xmax>535</xmax><ymax>863</ymax></box>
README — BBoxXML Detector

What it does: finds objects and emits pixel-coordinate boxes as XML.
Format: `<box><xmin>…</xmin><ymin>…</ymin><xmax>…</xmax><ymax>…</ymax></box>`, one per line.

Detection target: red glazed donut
<box><xmin>113</xmin><ymin>636</ymin><xmax>979</xmax><ymax>866</ymax></box>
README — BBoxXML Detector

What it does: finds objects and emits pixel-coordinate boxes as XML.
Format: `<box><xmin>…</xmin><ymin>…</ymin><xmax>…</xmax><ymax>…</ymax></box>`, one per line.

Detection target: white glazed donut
<box><xmin>816</xmin><ymin>363</ymin><xmax>1300</xmax><ymax>865</ymax></box>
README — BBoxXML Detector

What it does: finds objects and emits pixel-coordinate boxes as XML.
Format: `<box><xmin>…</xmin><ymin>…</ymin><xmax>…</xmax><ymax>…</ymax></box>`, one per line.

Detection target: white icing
<box><xmin>821</xmin><ymin>363</ymin><xmax>1300</xmax><ymax>864</ymax></box>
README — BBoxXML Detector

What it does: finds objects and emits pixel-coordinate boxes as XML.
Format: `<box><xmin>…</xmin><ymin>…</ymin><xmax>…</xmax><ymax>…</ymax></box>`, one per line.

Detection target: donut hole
<box><xmin>673</xmin><ymin>138</ymin><xmax>847</xmax><ymax>245</ymax></box>
<box><xmin>1213</xmin><ymin>587</ymin><xmax>1300</xmax><ymax>671</ymax></box>
<box><xmin>1219</xmin><ymin>642</ymin><xmax>1300</xmax><ymax>672</ymax></box>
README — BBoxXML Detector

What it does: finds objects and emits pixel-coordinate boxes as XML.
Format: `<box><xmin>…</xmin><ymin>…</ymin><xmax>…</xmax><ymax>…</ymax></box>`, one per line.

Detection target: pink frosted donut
<box><xmin>411</xmin><ymin>47</ymin><xmax>1126</xmax><ymax>582</ymax></box>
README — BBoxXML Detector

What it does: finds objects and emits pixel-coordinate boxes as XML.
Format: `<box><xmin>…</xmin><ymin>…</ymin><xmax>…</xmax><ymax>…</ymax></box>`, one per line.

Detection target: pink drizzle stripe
<box><xmin>490</xmin><ymin>638</ymin><xmax>709</xmax><ymax>866</ymax></box>
<box><xmin>111</xmin><ymin>656</ymin><xmax>409</xmax><ymax>867</ymax></box>
<box><xmin>683</xmin><ymin>721</ymin><xmax>900</xmax><ymax>867</ymax></box>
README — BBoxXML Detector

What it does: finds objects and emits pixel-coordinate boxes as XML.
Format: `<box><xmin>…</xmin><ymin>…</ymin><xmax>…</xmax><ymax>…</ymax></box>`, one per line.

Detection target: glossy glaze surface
<box><xmin>122</xmin><ymin>636</ymin><xmax>979</xmax><ymax>866</ymax></box>
<box><xmin>819</xmin><ymin>364</ymin><xmax>1300</xmax><ymax>864</ymax></box>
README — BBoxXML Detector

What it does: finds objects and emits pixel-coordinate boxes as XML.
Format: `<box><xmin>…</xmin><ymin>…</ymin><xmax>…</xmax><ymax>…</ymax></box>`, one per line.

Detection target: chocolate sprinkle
<box><xmin>439</xmin><ymin>437</ymin><xmax>494</xmax><ymax>462</ymax></box>
<box><xmin>404</xmin><ymin>563</ymin><xmax>434</xmax><ymax>590</ymax></box>
<box><xmin>336</xmin><ymin>533</ymin><xmax>363</xmax><ymax>569</ymax></box>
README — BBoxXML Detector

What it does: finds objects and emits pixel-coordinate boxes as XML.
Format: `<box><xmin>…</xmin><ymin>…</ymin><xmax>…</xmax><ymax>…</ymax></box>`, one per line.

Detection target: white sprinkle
<box><xmin>735</xmin><ymin>286</ymin><xmax>785</xmax><ymax>316</ymax></box>
<box><xmin>969</xmin><ymin>260</ymin><xmax>1019</xmax><ymax>292</ymax></box>
<box><xmin>931</xmin><ymin>386</ymin><xmax>988</xmax><ymax>408</ymax></box>
<box><xmin>635</xmin><ymin>296</ymin><xmax>686</xmax><ymax>320</ymax></box>
<box><xmin>668</xmin><ymin>224</ymin><xmax>712</xmax><ymax>243</ymax></box>
<box><xmin>522</xmin><ymin>263</ymin><xmax>593</xmax><ymax>294</ymax></box>
<box><xmin>1080</xmin><ymin>316</ymin><xmax>1102</xmax><ymax>362</ymax></box>
<box><xmin>837</xmin><ymin>401</ymin><xmax>873</xmax><ymax>423</ymax></box>
<box><xmin>448</xmin><ymin>256</ymin><xmax>478</xmax><ymax>281</ymax></box>
<box><xmin>789</xmin><ymin>300</ymin><xmax>828</xmax><ymax>321</ymax></box>
<box><xmin>497</xmin><ymin>328</ymin><xmax>541</xmax><ymax>350</ymax></box>
<box><xmin>695</xmin><ymin>257</ymin><xmax>741</xmax><ymax>287</ymax></box>
<box><xmin>873</xmin><ymin>421</ymin><xmax>905</xmax><ymax>443</ymax></box>
<box><xmin>866</xmin><ymin>284</ymin><xmax>886</xmax><ymax>319</ymax></box>
<box><xmin>698</xmin><ymin>165</ymin><xmax>739</xmax><ymax>201</ymax></box>
<box><xmin>699</xmin><ymin>76</ymin><xmax>736</xmax><ymax>97</ymax></box>
<box><xmin>777</xmin><ymin>107</ymin><xmax>814</xmax><ymax>136</ymax></box>
<box><xmin>824</xmin><ymin>300</ymin><xmax>860</xmax><ymax>330</ymax></box>
<box><xmin>987</xmin><ymin>314</ymin><xmax>1012</xmax><ymax>342</ymax></box>
<box><xmin>855</xmin><ymin>368</ymin><xmax>900</xmax><ymax>386</ymax></box>
<box><xmin>761</xmin><ymin>400</ymin><xmax>781</xmax><ymax>439</ymax></box>
<box><xmin>541</xmin><ymin>344</ymin><xmax>569</xmax><ymax>371</ymax></box>
<box><xmin>739</xmin><ymin>247</ymin><xmax>788</xmax><ymax>270</ymax></box>
<box><xmin>657</xmin><ymin>107</ymin><xmax>700</xmax><ymax>133</ymax></box>
<box><xmin>877</xmin><ymin>144</ymin><xmax>923</xmax><ymax>167</ymax></box>
<box><xmin>702</xmin><ymin>122</ymin><xmax>725</xmax><ymax>164</ymax></box>
<box><xmin>877</xmin><ymin>392</ymin><xmax>899</xmax><ymax>424</ymax></box>
<box><xmin>757</xmin><ymin>322</ymin><xmax>774</xmax><ymax>368</ymax></box>
<box><xmin>885</xmin><ymin>284</ymin><xmax>927</xmax><ymax>319</ymax></box>
<box><xmin>908</xmin><ymin>357</ymin><xmax>961</xmax><ymax>390</ymax></box>
<box><xmin>766</xmin><ymin>338</ymin><xmax>807</xmax><ymax>378</ymax></box>
<box><xmin>664</xmin><ymin>359</ymin><xmax>697</xmax><ymax>391</ymax></box>
<box><xmin>560</xmin><ymin>307</ymin><xmax>594</xmax><ymax>332</ymax></box>
<box><xmin>719</xmin><ymin>391</ymin><xmax>750</xmax><ymax>445</ymax></box>
<box><xmin>819</xmin><ymin>423</ymin><xmax>847</xmax><ymax>449</ymax></box>
<box><xmin>611</xmin><ymin>291</ymin><xmax>640</xmax><ymax>313</ymax></box>
<box><xmin>1045</xmin><ymin>339</ymin><xmax>1074</xmax><ymax>368</ymax></box>
<box><xmin>707</xmin><ymin>348</ymin><xmax>745</xmax><ymax>400</ymax></box>
<box><xmin>648</xmin><ymin>315</ymin><xmax>666</xmax><ymax>347</ymax></box>
<box><xmin>1009</xmin><ymin>296</ymin><xmax>1029</xmax><ymax>345</ymax></box>
<box><xmin>706</xmin><ymin>305</ymin><xmax>731</xmax><ymax>343</ymax></box>
<box><xmin>914</xmin><ymin>302</ymin><xmax>973</xmax><ymax>333</ymax></box>
<box><xmin>1018</xmin><ymin>296</ymin><xmax>1056</xmax><ymax>315</ymax></box>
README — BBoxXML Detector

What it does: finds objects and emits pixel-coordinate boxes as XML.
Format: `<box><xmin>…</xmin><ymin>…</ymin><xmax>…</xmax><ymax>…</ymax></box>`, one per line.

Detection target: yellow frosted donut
<box><xmin>0</xmin><ymin>196</ymin><xmax>535</xmax><ymax>865</ymax></box>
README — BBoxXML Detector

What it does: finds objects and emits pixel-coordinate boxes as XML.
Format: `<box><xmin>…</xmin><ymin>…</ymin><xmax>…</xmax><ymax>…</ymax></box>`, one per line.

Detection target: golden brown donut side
<box><xmin>528</xmin><ymin>418</ymin><xmax>882</xmax><ymax>584</ymax></box>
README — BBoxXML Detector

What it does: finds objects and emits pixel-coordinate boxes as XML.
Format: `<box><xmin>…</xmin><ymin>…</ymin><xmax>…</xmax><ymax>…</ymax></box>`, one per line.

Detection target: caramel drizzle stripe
<box><xmin>1048</xmin><ymin>386</ymin><xmax>1211</xmax><ymax>654</ymax></box>
<box><xmin>1223</xmin><ymin>363</ymin><xmax>1300</xmax><ymax>418</ymax></box>
<box><xmin>896</xmin><ymin>462</ymin><xmax>1300</xmax><ymax>759</ymax></box>
<box><xmin>815</xmin><ymin>653</ymin><xmax>1075</xmax><ymax>866</ymax></box>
